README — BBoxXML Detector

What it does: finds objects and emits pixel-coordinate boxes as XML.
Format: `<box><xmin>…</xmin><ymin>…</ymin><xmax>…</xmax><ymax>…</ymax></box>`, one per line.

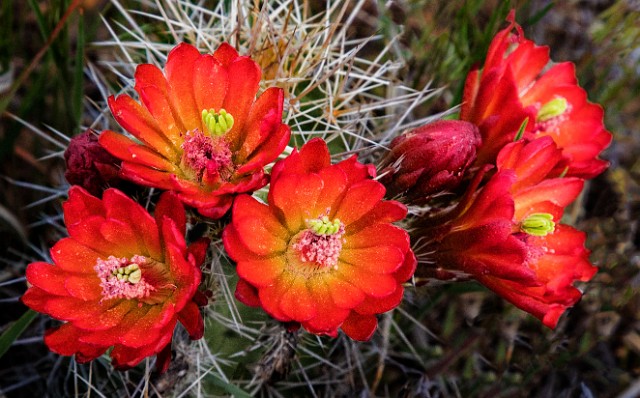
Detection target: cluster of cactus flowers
<box><xmin>22</xmin><ymin>11</ymin><xmax>611</xmax><ymax>372</ymax></box>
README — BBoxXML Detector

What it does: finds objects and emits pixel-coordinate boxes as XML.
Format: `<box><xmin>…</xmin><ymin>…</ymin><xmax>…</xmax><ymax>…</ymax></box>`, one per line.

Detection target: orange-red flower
<box><xmin>22</xmin><ymin>187</ymin><xmax>208</xmax><ymax>371</ymax></box>
<box><xmin>99</xmin><ymin>42</ymin><xmax>291</xmax><ymax>218</ymax></box>
<box><xmin>223</xmin><ymin>139</ymin><xmax>416</xmax><ymax>341</ymax></box>
<box><xmin>461</xmin><ymin>11</ymin><xmax>611</xmax><ymax>178</ymax></box>
<box><xmin>419</xmin><ymin>137</ymin><xmax>597</xmax><ymax>328</ymax></box>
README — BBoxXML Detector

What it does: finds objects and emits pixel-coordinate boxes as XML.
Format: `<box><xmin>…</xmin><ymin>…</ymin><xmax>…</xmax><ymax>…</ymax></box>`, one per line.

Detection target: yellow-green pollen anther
<box><xmin>307</xmin><ymin>216</ymin><xmax>342</xmax><ymax>235</ymax></box>
<box><xmin>112</xmin><ymin>264</ymin><xmax>142</xmax><ymax>284</ymax></box>
<box><xmin>537</xmin><ymin>97</ymin><xmax>568</xmax><ymax>122</ymax></box>
<box><xmin>201</xmin><ymin>108</ymin><xmax>234</xmax><ymax>136</ymax></box>
<box><xmin>521</xmin><ymin>213</ymin><xmax>555</xmax><ymax>237</ymax></box>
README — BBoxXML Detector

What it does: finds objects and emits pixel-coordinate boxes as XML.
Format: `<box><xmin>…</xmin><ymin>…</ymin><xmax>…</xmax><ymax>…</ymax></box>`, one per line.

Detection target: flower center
<box><xmin>534</xmin><ymin>97</ymin><xmax>570</xmax><ymax>133</ymax></box>
<box><xmin>291</xmin><ymin>216</ymin><xmax>345</xmax><ymax>270</ymax></box>
<box><xmin>520</xmin><ymin>213</ymin><xmax>555</xmax><ymax>236</ymax></box>
<box><xmin>179</xmin><ymin>108</ymin><xmax>235</xmax><ymax>182</ymax></box>
<box><xmin>95</xmin><ymin>255</ymin><xmax>155</xmax><ymax>300</ymax></box>
<box><xmin>202</xmin><ymin>108</ymin><xmax>234</xmax><ymax>136</ymax></box>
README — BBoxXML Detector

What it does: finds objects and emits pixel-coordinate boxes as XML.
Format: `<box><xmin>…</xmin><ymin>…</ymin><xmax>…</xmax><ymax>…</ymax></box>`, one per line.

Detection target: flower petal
<box><xmin>334</xmin><ymin>180</ymin><xmax>385</xmax><ymax>226</ymax></box>
<box><xmin>178</xmin><ymin>300</ymin><xmax>204</xmax><ymax>340</ymax></box>
<box><xmin>340</xmin><ymin>312</ymin><xmax>377</xmax><ymax>341</ymax></box>
<box><xmin>164</xmin><ymin>43</ymin><xmax>202</xmax><ymax>131</ymax></box>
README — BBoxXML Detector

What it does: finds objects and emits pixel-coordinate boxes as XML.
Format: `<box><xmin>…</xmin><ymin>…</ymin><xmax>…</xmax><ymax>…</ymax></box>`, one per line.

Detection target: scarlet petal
<box><xmin>63</xmin><ymin>186</ymin><xmax>105</xmax><ymax>227</ymax></box>
<box><xmin>237</xmin><ymin>256</ymin><xmax>285</xmax><ymax>287</ymax></box>
<box><xmin>340</xmin><ymin>246</ymin><xmax>405</xmax><ymax>274</ymax></box>
<box><xmin>155</xmin><ymin>343</ymin><xmax>173</xmax><ymax>374</ymax></box>
<box><xmin>344</xmin><ymin>223</ymin><xmax>410</xmax><ymax>253</ymax></box>
<box><xmin>223</xmin><ymin>57</ymin><xmax>261</xmax><ymax>148</ymax></box>
<box><xmin>26</xmin><ymin>262</ymin><xmax>69</xmax><ymax>296</ymax></box>
<box><xmin>348</xmin><ymin>201</ymin><xmax>407</xmax><ymax>232</ymax></box>
<box><xmin>258</xmin><ymin>277</ymin><xmax>294</xmax><ymax>322</ymax></box>
<box><xmin>393</xmin><ymin>250</ymin><xmax>417</xmax><ymax>283</ymax></box>
<box><xmin>64</xmin><ymin>275</ymin><xmax>102</xmax><ymax>301</ymax></box>
<box><xmin>334</xmin><ymin>180</ymin><xmax>385</xmax><ymax>226</ymax></box>
<box><xmin>21</xmin><ymin>287</ymin><xmax>50</xmax><ymax>313</ymax></box>
<box><xmin>233</xmin><ymin>195</ymin><xmax>289</xmax><ymax>241</ymax></box>
<box><xmin>271</xmin><ymin>173</ymin><xmax>324</xmax><ymax>232</ymax></box>
<box><xmin>238</xmin><ymin>87</ymin><xmax>284</xmax><ymax>161</ymax></box>
<box><xmin>235</xmin><ymin>278</ymin><xmax>261</xmax><ymax>307</ymax></box>
<box><xmin>341</xmin><ymin>312</ymin><xmax>377</xmax><ymax>341</ymax></box>
<box><xmin>45</xmin><ymin>296</ymin><xmax>102</xmax><ymax>321</ymax></box>
<box><xmin>98</xmin><ymin>130</ymin><xmax>140</xmax><ymax>161</ymax></box>
<box><xmin>313</xmin><ymin>166</ymin><xmax>348</xmax><ymax>216</ymax></box>
<box><xmin>108</xmin><ymin>95</ymin><xmax>176</xmax><ymax>160</ymax></box>
<box><xmin>99</xmin><ymin>218</ymin><xmax>142</xmax><ymax>256</ymax></box>
<box><xmin>73</xmin><ymin>300</ymin><xmax>135</xmax><ymax>331</ymax></box>
<box><xmin>127</xmin><ymin>144</ymin><xmax>178</xmax><ymax>172</ymax></box>
<box><xmin>45</xmin><ymin>323</ymin><xmax>107</xmax><ymax>360</ymax></box>
<box><xmin>238</xmin><ymin>124</ymin><xmax>291</xmax><ymax>175</ymax></box>
<box><xmin>279</xmin><ymin>275</ymin><xmax>317</xmax><ymax>322</ymax></box>
<box><xmin>193</xmin><ymin>55</ymin><xmax>228</xmax><ymax>114</ymax></box>
<box><xmin>164</xmin><ymin>43</ymin><xmax>201</xmax><ymax>131</ymax></box>
<box><xmin>223</xmin><ymin>224</ymin><xmax>261</xmax><ymax>262</ymax></box>
<box><xmin>232</xmin><ymin>215</ymin><xmax>287</xmax><ymax>257</ymax></box>
<box><xmin>120</xmin><ymin>303</ymin><xmax>176</xmax><ymax>348</ymax></box>
<box><xmin>336</xmin><ymin>263</ymin><xmax>398</xmax><ymax>298</ymax></box>
<box><xmin>155</xmin><ymin>191</ymin><xmax>187</xmax><ymax>236</ymax></box>
<box><xmin>178</xmin><ymin>300</ymin><xmax>204</xmax><ymax>340</ymax></box>
<box><xmin>187</xmin><ymin>237</ymin><xmax>210</xmax><ymax>267</ymax></box>
<box><xmin>137</xmin><ymin>85</ymin><xmax>182</xmax><ymax>146</ymax></box>
<box><xmin>212</xmin><ymin>42</ymin><xmax>240</xmax><ymax>66</ymax></box>
<box><xmin>274</xmin><ymin>138</ymin><xmax>331</xmax><ymax>180</ymax></box>
<box><xmin>325</xmin><ymin>276</ymin><xmax>365</xmax><ymax>309</ymax></box>
<box><xmin>120</xmin><ymin>162</ymin><xmax>174</xmax><ymax>190</ymax></box>
<box><xmin>355</xmin><ymin>285</ymin><xmax>404</xmax><ymax>315</ymax></box>
<box><xmin>303</xmin><ymin>279</ymin><xmax>350</xmax><ymax>335</ymax></box>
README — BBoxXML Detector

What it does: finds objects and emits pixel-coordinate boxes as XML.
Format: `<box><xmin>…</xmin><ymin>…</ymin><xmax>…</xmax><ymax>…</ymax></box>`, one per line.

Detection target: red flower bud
<box><xmin>381</xmin><ymin>120</ymin><xmax>481</xmax><ymax>202</ymax></box>
<box><xmin>64</xmin><ymin>129</ymin><xmax>121</xmax><ymax>196</ymax></box>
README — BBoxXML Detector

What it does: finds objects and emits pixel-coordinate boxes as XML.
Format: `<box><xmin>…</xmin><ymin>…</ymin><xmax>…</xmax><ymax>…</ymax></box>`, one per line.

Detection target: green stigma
<box><xmin>537</xmin><ymin>97</ymin><xmax>568</xmax><ymax>122</ymax></box>
<box><xmin>307</xmin><ymin>216</ymin><xmax>342</xmax><ymax>235</ymax></box>
<box><xmin>521</xmin><ymin>213</ymin><xmax>555</xmax><ymax>237</ymax></box>
<box><xmin>112</xmin><ymin>264</ymin><xmax>142</xmax><ymax>284</ymax></box>
<box><xmin>202</xmin><ymin>108</ymin><xmax>234</xmax><ymax>136</ymax></box>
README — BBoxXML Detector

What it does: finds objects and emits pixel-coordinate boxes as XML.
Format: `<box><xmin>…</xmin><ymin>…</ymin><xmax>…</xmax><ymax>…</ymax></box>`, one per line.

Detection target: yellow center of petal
<box><xmin>521</xmin><ymin>213</ymin><xmax>555</xmax><ymax>236</ymax></box>
<box><xmin>202</xmin><ymin>108</ymin><xmax>234</xmax><ymax>136</ymax></box>
<box><xmin>537</xmin><ymin>97</ymin><xmax>568</xmax><ymax>122</ymax></box>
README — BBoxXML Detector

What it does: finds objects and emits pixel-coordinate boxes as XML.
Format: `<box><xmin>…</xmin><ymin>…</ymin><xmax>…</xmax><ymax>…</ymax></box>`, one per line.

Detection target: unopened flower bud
<box><xmin>64</xmin><ymin>129</ymin><xmax>122</xmax><ymax>196</ymax></box>
<box><xmin>380</xmin><ymin>120</ymin><xmax>481</xmax><ymax>202</ymax></box>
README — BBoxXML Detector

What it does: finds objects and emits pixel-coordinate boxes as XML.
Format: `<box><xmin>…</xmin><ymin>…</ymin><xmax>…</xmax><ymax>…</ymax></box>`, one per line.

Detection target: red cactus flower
<box><xmin>21</xmin><ymin>187</ymin><xmax>208</xmax><ymax>372</ymax></box>
<box><xmin>64</xmin><ymin>129</ymin><xmax>122</xmax><ymax>196</ymax></box>
<box><xmin>461</xmin><ymin>10</ymin><xmax>611</xmax><ymax>178</ymax></box>
<box><xmin>380</xmin><ymin>120</ymin><xmax>481</xmax><ymax>203</ymax></box>
<box><xmin>99</xmin><ymin>42</ymin><xmax>291</xmax><ymax>218</ymax></box>
<box><xmin>421</xmin><ymin>137</ymin><xmax>597</xmax><ymax>327</ymax></box>
<box><xmin>223</xmin><ymin>138</ymin><xmax>416</xmax><ymax>341</ymax></box>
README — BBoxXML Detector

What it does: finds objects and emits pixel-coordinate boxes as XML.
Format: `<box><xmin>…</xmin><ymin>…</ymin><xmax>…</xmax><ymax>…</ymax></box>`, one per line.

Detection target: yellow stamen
<box><xmin>201</xmin><ymin>108</ymin><xmax>234</xmax><ymax>136</ymax></box>
<box><xmin>307</xmin><ymin>216</ymin><xmax>342</xmax><ymax>235</ymax></box>
<box><xmin>111</xmin><ymin>263</ymin><xmax>142</xmax><ymax>284</ymax></box>
<box><xmin>537</xmin><ymin>98</ymin><xmax>568</xmax><ymax>122</ymax></box>
<box><xmin>521</xmin><ymin>213</ymin><xmax>555</xmax><ymax>236</ymax></box>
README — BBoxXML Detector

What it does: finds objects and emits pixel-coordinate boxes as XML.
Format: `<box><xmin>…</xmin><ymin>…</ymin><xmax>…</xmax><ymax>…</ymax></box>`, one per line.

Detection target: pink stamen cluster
<box><xmin>94</xmin><ymin>255</ymin><xmax>154</xmax><ymax>300</ymax></box>
<box><xmin>293</xmin><ymin>224</ymin><xmax>345</xmax><ymax>270</ymax></box>
<box><xmin>181</xmin><ymin>130</ymin><xmax>233</xmax><ymax>181</ymax></box>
